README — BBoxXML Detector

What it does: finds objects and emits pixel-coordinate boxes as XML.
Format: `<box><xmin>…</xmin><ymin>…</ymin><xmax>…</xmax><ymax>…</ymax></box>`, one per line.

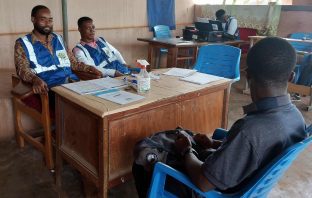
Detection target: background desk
<box><xmin>137</xmin><ymin>37</ymin><xmax>246</xmax><ymax>69</ymax></box>
<box><xmin>248</xmin><ymin>36</ymin><xmax>312</xmax><ymax>48</ymax></box>
<box><xmin>52</xmin><ymin>70</ymin><xmax>231</xmax><ymax>198</ymax></box>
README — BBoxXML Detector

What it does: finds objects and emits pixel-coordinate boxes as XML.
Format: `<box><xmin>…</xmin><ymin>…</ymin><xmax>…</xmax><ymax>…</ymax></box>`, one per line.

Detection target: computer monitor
<box><xmin>194</xmin><ymin>21</ymin><xmax>224</xmax><ymax>42</ymax></box>
<box><xmin>195</xmin><ymin>22</ymin><xmax>212</xmax><ymax>32</ymax></box>
<box><xmin>208</xmin><ymin>20</ymin><xmax>223</xmax><ymax>31</ymax></box>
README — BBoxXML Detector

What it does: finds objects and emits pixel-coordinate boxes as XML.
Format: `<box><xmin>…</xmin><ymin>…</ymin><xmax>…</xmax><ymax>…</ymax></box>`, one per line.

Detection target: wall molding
<box><xmin>282</xmin><ymin>5</ymin><xmax>312</xmax><ymax>11</ymax></box>
<box><xmin>0</xmin><ymin>23</ymin><xmax>192</xmax><ymax>37</ymax></box>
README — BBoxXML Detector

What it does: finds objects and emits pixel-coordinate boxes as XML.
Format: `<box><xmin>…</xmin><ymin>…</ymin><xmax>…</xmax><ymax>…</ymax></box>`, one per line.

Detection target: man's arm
<box><xmin>67</xmin><ymin>49</ymin><xmax>102</xmax><ymax>76</ymax></box>
<box><xmin>226</xmin><ymin>18</ymin><xmax>238</xmax><ymax>36</ymax></box>
<box><xmin>183</xmin><ymin>152</ymin><xmax>215</xmax><ymax>192</ymax></box>
<box><xmin>72</xmin><ymin>47</ymin><xmax>115</xmax><ymax>77</ymax></box>
<box><xmin>14</xmin><ymin>41</ymin><xmax>48</xmax><ymax>94</ymax></box>
<box><xmin>106</xmin><ymin>41</ymin><xmax>126</xmax><ymax>64</ymax></box>
<box><xmin>175</xmin><ymin>133</ymin><xmax>215</xmax><ymax>192</ymax></box>
<box><xmin>14</xmin><ymin>40</ymin><xmax>38</xmax><ymax>84</ymax></box>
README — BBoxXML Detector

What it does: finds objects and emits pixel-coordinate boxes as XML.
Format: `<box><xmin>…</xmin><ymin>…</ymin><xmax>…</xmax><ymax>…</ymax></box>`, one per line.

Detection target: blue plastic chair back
<box><xmin>153</xmin><ymin>25</ymin><xmax>172</xmax><ymax>39</ymax></box>
<box><xmin>193</xmin><ymin>45</ymin><xmax>241</xmax><ymax>81</ymax></box>
<box><xmin>289</xmin><ymin>32</ymin><xmax>312</xmax><ymax>52</ymax></box>
<box><xmin>153</xmin><ymin>25</ymin><xmax>172</xmax><ymax>55</ymax></box>
<box><xmin>148</xmin><ymin>135</ymin><xmax>312</xmax><ymax>198</ymax></box>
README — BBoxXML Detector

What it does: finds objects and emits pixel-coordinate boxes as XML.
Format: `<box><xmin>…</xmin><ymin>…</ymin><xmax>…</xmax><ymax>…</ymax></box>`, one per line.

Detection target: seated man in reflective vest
<box><xmin>215</xmin><ymin>9</ymin><xmax>239</xmax><ymax>40</ymax></box>
<box><xmin>14</xmin><ymin>5</ymin><xmax>102</xmax><ymax>96</ymax></box>
<box><xmin>73</xmin><ymin>16</ymin><xmax>131</xmax><ymax>77</ymax></box>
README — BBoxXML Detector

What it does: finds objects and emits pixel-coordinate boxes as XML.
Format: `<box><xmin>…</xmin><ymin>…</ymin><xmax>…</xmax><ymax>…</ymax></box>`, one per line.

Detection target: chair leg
<box><xmin>13</xmin><ymin>100</ymin><xmax>25</xmax><ymax>148</ymax></box>
<box><xmin>243</xmin><ymin>78</ymin><xmax>250</xmax><ymax>95</ymax></box>
<box><xmin>156</xmin><ymin>50</ymin><xmax>161</xmax><ymax>69</ymax></box>
<box><xmin>307</xmin><ymin>90</ymin><xmax>312</xmax><ymax>111</ymax></box>
<box><xmin>43</xmin><ymin>123</ymin><xmax>54</xmax><ymax>170</ymax></box>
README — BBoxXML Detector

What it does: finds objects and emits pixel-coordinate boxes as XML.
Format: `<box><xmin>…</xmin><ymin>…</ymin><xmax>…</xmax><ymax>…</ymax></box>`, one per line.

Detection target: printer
<box><xmin>182</xmin><ymin>26</ymin><xmax>197</xmax><ymax>41</ymax></box>
<box><xmin>194</xmin><ymin>21</ymin><xmax>224</xmax><ymax>42</ymax></box>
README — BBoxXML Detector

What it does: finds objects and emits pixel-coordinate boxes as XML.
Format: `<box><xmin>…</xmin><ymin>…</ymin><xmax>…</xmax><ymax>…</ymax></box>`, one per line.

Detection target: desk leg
<box><xmin>191</xmin><ymin>47</ymin><xmax>198</xmax><ymax>66</ymax></box>
<box><xmin>55</xmin><ymin>148</ymin><xmax>63</xmax><ymax>197</ymax></box>
<box><xmin>167</xmin><ymin>47</ymin><xmax>178</xmax><ymax>67</ymax></box>
<box><xmin>148</xmin><ymin>44</ymin><xmax>153</xmax><ymax>71</ymax></box>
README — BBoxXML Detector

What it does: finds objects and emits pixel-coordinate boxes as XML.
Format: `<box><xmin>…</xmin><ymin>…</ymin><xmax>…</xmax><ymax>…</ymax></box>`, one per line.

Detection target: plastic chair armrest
<box><xmin>150</xmin><ymin>162</ymin><xmax>207</xmax><ymax>197</ymax></box>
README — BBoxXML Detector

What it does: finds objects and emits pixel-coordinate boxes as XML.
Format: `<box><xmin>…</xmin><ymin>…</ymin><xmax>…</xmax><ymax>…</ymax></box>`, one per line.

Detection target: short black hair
<box><xmin>78</xmin><ymin>16</ymin><xmax>93</xmax><ymax>28</ymax></box>
<box><xmin>31</xmin><ymin>5</ymin><xmax>49</xmax><ymax>17</ymax></box>
<box><xmin>247</xmin><ymin>37</ymin><xmax>296</xmax><ymax>87</ymax></box>
<box><xmin>216</xmin><ymin>9</ymin><xmax>226</xmax><ymax>20</ymax></box>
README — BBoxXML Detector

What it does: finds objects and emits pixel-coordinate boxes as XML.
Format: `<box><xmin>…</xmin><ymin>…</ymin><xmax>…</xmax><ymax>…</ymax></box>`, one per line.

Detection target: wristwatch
<box><xmin>180</xmin><ymin>147</ymin><xmax>198</xmax><ymax>157</ymax></box>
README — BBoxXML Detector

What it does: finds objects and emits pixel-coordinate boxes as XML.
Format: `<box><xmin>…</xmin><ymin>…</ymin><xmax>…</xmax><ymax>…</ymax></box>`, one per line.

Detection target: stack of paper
<box><xmin>62</xmin><ymin>77</ymin><xmax>127</xmax><ymax>95</ymax></box>
<box><xmin>163</xmin><ymin>68</ymin><xmax>197</xmax><ymax>77</ymax></box>
<box><xmin>180</xmin><ymin>72</ymin><xmax>224</xmax><ymax>85</ymax></box>
<box><xmin>94</xmin><ymin>89</ymin><xmax>145</xmax><ymax>105</ymax></box>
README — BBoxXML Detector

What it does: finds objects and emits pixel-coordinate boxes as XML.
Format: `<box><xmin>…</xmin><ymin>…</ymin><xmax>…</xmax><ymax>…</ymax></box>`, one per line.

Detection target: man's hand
<box><xmin>87</xmin><ymin>67</ymin><xmax>103</xmax><ymax>77</ymax></box>
<box><xmin>32</xmin><ymin>77</ymin><xmax>49</xmax><ymax>94</ymax></box>
<box><xmin>174</xmin><ymin>131</ymin><xmax>192</xmax><ymax>155</ymax></box>
<box><xmin>193</xmin><ymin>134</ymin><xmax>213</xmax><ymax>149</ymax></box>
<box><xmin>115</xmin><ymin>71</ymin><xmax>124</xmax><ymax>77</ymax></box>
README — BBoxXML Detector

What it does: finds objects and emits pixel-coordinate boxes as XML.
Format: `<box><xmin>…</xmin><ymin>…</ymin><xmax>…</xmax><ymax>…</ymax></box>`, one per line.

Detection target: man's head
<box><xmin>31</xmin><ymin>5</ymin><xmax>53</xmax><ymax>35</ymax></box>
<box><xmin>247</xmin><ymin>37</ymin><xmax>296</xmax><ymax>100</ymax></box>
<box><xmin>216</xmin><ymin>9</ymin><xmax>227</xmax><ymax>23</ymax></box>
<box><xmin>78</xmin><ymin>17</ymin><xmax>95</xmax><ymax>42</ymax></box>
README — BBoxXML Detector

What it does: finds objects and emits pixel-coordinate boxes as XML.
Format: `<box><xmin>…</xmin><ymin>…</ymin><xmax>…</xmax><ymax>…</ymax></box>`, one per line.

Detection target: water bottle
<box><xmin>137</xmin><ymin>64</ymin><xmax>150</xmax><ymax>94</ymax></box>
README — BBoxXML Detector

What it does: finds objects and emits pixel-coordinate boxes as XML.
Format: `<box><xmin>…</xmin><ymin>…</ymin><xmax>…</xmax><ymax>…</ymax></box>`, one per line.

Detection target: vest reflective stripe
<box><xmin>21</xmin><ymin>36</ymin><xmax>57</xmax><ymax>74</ymax></box>
<box><xmin>97</xmin><ymin>38</ymin><xmax>118</xmax><ymax>63</ymax></box>
<box><xmin>76</xmin><ymin>44</ymin><xmax>108</xmax><ymax>68</ymax></box>
<box><xmin>20</xmin><ymin>34</ymin><xmax>71</xmax><ymax>74</ymax></box>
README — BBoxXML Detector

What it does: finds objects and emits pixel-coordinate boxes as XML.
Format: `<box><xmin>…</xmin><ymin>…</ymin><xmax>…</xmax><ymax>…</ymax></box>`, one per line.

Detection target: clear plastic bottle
<box><xmin>137</xmin><ymin>64</ymin><xmax>150</xmax><ymax>94</ymax></box>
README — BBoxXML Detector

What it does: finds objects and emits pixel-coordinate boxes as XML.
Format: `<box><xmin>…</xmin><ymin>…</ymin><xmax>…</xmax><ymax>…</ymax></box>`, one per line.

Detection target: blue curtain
<box><xmin>147</xmin><ymin>0</ymin><xmax>176</xmax><ymax>31</ymax></box>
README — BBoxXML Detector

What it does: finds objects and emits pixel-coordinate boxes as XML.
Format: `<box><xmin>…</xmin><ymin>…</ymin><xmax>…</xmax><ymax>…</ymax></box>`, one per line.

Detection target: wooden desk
<box><xmin>248</xmin><ymin>36</ymin><xmax>312</xmax><ymax>48</ymax></box>
<box><xmin>53</xmin><ymin>70</ymin><xmax>231</xmax><ymax>197</ymax></box>
<box><xmin>137</xmin><ymin>37</ymin><xmax>247</xmax><ymax>69</ymax></box>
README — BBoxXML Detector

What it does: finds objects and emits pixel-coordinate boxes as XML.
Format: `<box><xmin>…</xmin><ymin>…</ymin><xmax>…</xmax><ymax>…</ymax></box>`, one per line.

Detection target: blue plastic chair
<box><xmin>289</xmin><ymin>32</ymin><xmax>312</xmax><ymax>53</ymax></box>
<box><xmin>153</xmin><ymin>25</ymin><xmax>172</xmax><ymax>68</ymax></box>
<box><xmin>154</xmin><ymin>25</ymin><xmax>172</xmax><ymax>39</ymax></box>
<box><xmin>193</xmin><ymin>45</ymin><xmax>241</xmax><ymax>81</ymax></box>
<box><xmin>148</xmin><ymin>135</ymin><xmax>312</xmax><ymax>198</ymax></box>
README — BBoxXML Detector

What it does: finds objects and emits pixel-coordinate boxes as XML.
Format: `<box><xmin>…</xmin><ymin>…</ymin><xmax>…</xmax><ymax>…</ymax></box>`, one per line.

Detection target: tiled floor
<box><xmin>1</xmin><ymin>85</ymin><xmax>312</xmax><ymax>198</ymax></box>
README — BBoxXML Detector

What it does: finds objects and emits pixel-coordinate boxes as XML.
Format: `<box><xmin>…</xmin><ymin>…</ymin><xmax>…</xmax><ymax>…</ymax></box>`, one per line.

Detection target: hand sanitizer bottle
<box><xmin>137</xmin><ymin>60</ymin><xmax>150</xmax><ymax>94</ymax></box>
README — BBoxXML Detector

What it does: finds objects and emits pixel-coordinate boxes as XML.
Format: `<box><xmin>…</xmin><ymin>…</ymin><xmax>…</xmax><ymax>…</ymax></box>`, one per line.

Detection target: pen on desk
<box><xmin>113</xmin><ymin>94</ymin><xmax>121</xmax><ymax>97</ymax></box>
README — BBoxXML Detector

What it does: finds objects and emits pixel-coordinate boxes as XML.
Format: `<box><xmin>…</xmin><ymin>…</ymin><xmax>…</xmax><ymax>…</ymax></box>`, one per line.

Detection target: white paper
<box><xmin>180</xmin><ymin>72</ymin><xmax>224</xmax><ymax>85</ymax></box>
<box><xmin>62</xmin><ymin>77</ymin><xmax>127</xmax><ymax>95</ymax></box>
<box><xmin>94</xmin><ymin>89</ymin><xmax>145</xmax><ymax>105</ymax></box>
<box><xmin>163</xmin><ymin>68</ymin><xmax>197</xmax><ymax>77</ymax></box>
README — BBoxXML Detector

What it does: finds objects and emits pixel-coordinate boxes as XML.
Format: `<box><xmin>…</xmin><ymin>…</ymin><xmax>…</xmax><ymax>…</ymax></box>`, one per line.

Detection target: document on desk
<box><xmin>62</xmin><ymin>77</ymin><xmax>127</xmax><ymax>95</ymax></box>
<box><xmin>180</xmin><ymin>72</ymin><xmax>224</xmax><ymax>85</ymax></box>
<box><xmin>163</xmin><ymin>68</ymin><xmax>197</xmax><ymax>77</ymax></box>
<box><xmin>94</xmin><ymin>89</ymin><xmax>145</xmax><ymax>105</ymax></box>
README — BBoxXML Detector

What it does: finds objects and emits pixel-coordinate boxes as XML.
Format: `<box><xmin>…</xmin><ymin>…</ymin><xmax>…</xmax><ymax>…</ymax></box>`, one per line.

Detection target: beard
<box><xmin>34</xmin><ymin>24</ymin><xmax>53</xmax><ymax>35</ymax></box>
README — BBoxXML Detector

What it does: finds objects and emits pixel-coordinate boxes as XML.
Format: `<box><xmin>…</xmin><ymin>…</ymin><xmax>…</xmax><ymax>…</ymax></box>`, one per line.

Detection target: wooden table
<box><xmin>248</xmin><ymin>36</ymin><xmax>312</xmax><ymax>48</ymax></box>
<box><xmin>137</xmin><ymin>37</ymin><xmax>247</xmax><ymax>69</ymax></box>
<box><xmin>53</xmin><ymin>69</ymin><xmax>232</xmax><ymax>197</ymax></box>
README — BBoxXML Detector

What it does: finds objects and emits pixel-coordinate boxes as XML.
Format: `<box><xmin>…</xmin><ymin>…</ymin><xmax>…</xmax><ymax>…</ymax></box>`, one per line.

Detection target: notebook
<box><xmin>180</xmin><ymin>72</ymin><xmax>224</xmax><ymax>85</ymax></box>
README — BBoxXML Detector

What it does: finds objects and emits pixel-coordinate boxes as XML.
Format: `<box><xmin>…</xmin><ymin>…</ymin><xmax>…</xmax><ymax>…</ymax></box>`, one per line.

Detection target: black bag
<box><xmin>133</xmin><ymin>127</ymin><xmax>196</xmax><ymax>198</ymax></box>
<box><xmin>133</xmin><ymin>127</ymin><xmax>195</xmax><ymax>171</ymax></box>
